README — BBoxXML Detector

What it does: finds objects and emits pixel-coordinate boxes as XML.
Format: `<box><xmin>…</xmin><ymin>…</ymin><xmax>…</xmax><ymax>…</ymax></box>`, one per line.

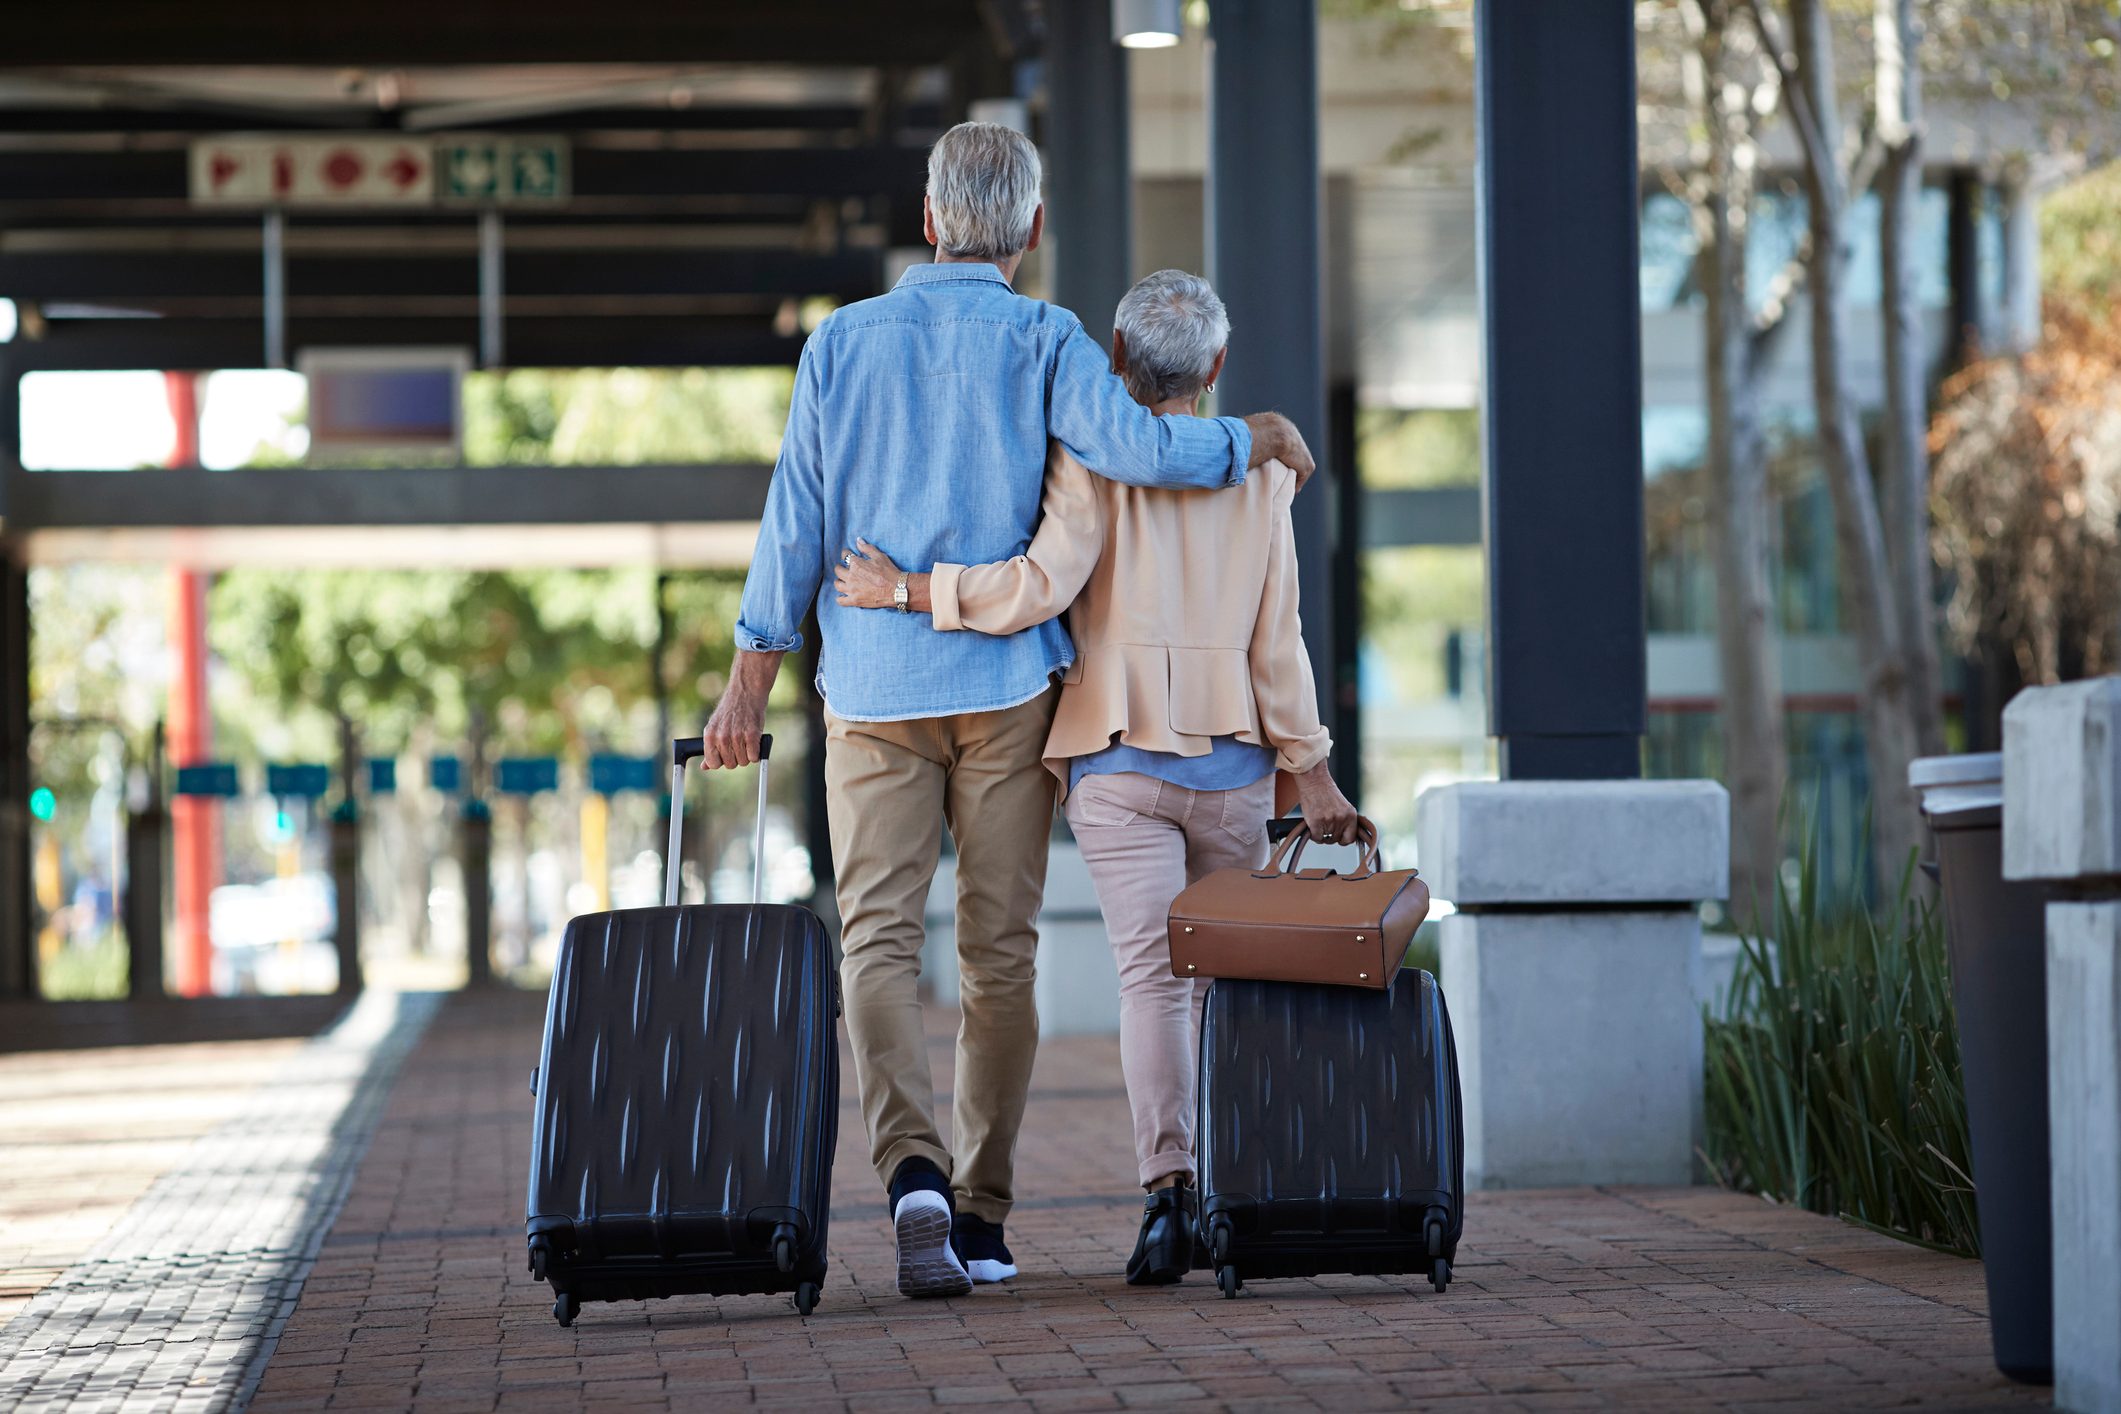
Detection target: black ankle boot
<box><xmin>1126</xmin><ymin>1185</ymin><xmax>1194</xmax><ymax>1286</ymax></box>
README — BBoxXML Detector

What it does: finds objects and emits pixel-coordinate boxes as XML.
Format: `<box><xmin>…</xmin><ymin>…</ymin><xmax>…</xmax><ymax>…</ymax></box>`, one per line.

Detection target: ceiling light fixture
<box><xmin>1113</xmin><ymin>0</ymin><xmax>1183</xmax><ymax>49</ymax></box>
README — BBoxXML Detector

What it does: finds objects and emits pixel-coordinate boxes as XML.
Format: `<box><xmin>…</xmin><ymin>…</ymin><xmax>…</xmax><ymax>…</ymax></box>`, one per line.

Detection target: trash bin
<box><xmin>1911</xmin><ymin>752</ymin><xmax>2053</xmax><ymax>1385</ymax></box>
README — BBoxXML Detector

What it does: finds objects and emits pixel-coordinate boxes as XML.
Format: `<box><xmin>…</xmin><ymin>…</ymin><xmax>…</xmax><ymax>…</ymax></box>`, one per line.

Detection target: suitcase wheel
<box><xmin>552</xmin><ymin>1292</ymin><xmax>580</xmax><ymax>1327</ymax></box>
<box><xmin>528</xmin><ymin>1243</ymin><xmax>548</xmax><ymax>1283</ymax></box>
<box><xmin>1207</xmin><ymin>1218</ymin><xmax>1233</xmax><ymax>1266</ymax></box>
<box><xmin>1424</xmin><ymin>1215</ymin><xmax>1446</xmax><ymax>1260</ymax></box>
<box><xmin>794</xmin><ymin>1281</ymin><xmax>820</xmax><ymax>1317</ymax></box>
<box><xmin>1217</xmin><ymin>1265</ymin><xmax>1241</xmax><ymax>1300</ymax></box>
<box><xmin>772</xmin><ymin>1222</ymin><xmax>799</xmax><ymax>1275</ymax></box>
<box><xmin>1429</xmin><ymin>1257</ymin><xmax>1450</xmax><ymax>1294</ymax></box>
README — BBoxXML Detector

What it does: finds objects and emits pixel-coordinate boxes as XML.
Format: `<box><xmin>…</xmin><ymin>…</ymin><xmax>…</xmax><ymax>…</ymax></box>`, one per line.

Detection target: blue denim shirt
<box><xmin>734</xmin><ymin>263</ymin><xmax>1254</xmax><ymax>722</ymax></box>
<box><xmin>1068</xmin><ymin>735</ymin><xmax>1277</xmax><ymax>794</ymax></box>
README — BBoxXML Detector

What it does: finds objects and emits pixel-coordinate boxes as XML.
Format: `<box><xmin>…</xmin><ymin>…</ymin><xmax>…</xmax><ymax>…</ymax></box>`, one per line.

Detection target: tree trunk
<box><xmin>1690</xmin><ymin>0</ymin><xmax>1789</xmax><ymax>927</ymax></box>
<box><xmin>1787</xmin><ymin>0</ymin><xmax>1924</xmax><ymax>895</ymax></box>
<box><xmin>1875</xmin><ymin>0</ymin><xmax>1945</xmax><ymax>758</ymax></box>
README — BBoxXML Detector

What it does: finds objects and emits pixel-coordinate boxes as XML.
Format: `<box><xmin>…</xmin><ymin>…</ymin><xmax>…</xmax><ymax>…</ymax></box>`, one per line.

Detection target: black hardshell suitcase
<box><xmin>525</xmin><ymin>734</ymin><xmax>840</xmax><ymax>1324</ymax></box>
<box><xmin>1195</xmin><ymin>967</ymin><xmax>1463</xmax><ymax>1298</ymax></box>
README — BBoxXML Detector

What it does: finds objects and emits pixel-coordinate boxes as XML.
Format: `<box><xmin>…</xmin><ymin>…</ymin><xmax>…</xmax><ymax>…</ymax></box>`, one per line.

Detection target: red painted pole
<box><xmin>164</xmin><ymin>372</ymin><xmax>219</xmax><ymax>998</ymax></box>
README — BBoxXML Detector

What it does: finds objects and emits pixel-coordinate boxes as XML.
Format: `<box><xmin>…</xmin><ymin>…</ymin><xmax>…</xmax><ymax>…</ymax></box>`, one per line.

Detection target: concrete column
<box><xmin>1207</xmin><ymin>0</ymin><xmax>1329</xmax><ymax>697</ymax></box>
<box><xmin>1417</xmin><ymin>780</ymin><xmax>1727</xmax><ymax>1187</ymax></box>
<box><xmin>2001</xmin><ymin>176</ymin><xmax>2043</xmax><ymax>355</ymax></box>
<box><xmin>1044</xmin><ymin>0</ymin><xmax>1132</xmax><ymax>330</ymax></box>
<box><xmin>2004</xmin><ymin>678</ymin><xmax>2121</xmax><ymax>1412</ymax></box>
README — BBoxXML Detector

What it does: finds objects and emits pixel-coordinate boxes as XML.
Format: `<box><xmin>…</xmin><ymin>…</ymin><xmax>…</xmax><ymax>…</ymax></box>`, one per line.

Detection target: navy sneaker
<box><xmin>951</xmin><ymin>1211</ymin><xmax>1018</xmax><ymax>1284</ymax></box>
<box><xmin>888</xmin><ymin>1160</ymin><xmax>971</xmax><ymax>1298</ymax></box>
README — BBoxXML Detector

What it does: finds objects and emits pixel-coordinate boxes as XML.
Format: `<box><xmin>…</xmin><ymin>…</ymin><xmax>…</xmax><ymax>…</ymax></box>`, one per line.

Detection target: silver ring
<box><xmin>1319</xmin><ymin>833</ymin><xmax>1335</xmax><ymax>842</ymax></box>
<box><xmin>842</xmin><ymin>552</ymin><xmax>853</xmax><ymax>566</ymax></box>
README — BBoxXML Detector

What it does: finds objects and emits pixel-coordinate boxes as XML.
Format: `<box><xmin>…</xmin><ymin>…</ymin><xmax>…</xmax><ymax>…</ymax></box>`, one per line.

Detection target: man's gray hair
<box><xmin>1114</xmin><ymin>269</ymin><xmax>1230</xmax><ymax>404</ymax></box>
<box><xmin>926</xmin><ymin>122</ymin><xmax>1043</xmax><ymax>261</ymax></box>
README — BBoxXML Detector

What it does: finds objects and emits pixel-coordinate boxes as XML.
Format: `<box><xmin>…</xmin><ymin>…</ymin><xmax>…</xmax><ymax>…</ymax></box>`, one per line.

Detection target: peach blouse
<box><xmin>929</xmin><ymin>441</ymin><xmax>1331</xmax><ymax>794</ymax></box>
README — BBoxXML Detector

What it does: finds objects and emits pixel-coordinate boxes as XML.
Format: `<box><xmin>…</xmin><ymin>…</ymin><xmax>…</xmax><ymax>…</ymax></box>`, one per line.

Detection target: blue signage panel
<box><xmin>367</xmin><ymin>758</ymin><xmax>397</xmax><ymax>794</ymax></box>
<box><xmin>429</xmin><ymin>755</ymin><xmax>462</xmax><ymax>793</ymax></box>
<box><xmin>174</xmin><ymin>762</ymin><xmax>240</xmax><ymax>798</ymax></box>
<box><xmin>266</xmin><ymin>763</ymin><xmax>331</xmax><ymax>799</ymax></box>
<box><xmin>495</xmin><ymin>757</ymin><xmax>560</xmax><ymax>796</ymax></box>
<box><xmin>589</xmin><ymin>753</ymin><xmax>656</xmax><ymax>796</ymax></box>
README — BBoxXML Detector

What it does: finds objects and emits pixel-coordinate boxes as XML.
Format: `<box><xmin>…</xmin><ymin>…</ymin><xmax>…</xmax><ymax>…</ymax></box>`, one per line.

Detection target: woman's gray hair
<box><xmin>1114</xmin><ymin>270</ymin><xmax>1230</xmax><ymax>404</ymax></box>
<box><xmin>926</xmin><ymin>122</ymin><xmax>1043</xmax><ymax>261</ymax></box>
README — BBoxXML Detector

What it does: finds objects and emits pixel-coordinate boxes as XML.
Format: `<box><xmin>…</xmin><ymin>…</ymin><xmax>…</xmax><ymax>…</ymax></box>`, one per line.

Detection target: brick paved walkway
<box><xmin>240</xmin><ymin>989</ymin><xmax>2039</xmax><ymax>1412</ymax></box>
<box><xmin>0</xmin><ymin>992</ymin><xmax>436</xmax><ymax>1412</ymax></box>
<box><xmin>0</xmin><ymin>1035</ymin><xmax>306</xmax><ymax>1330</ymax></box>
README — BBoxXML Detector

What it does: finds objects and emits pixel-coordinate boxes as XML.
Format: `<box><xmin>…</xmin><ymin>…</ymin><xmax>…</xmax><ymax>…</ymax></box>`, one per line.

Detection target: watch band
<box><xmin>893</xmin><ymin>573</ymin><xmax>910</xmax><ymax>613</ymax></box>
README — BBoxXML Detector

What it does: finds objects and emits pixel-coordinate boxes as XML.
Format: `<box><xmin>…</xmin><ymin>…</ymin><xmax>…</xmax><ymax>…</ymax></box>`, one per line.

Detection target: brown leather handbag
<box><xmin>1167</xmin><ymin>817</ymin><xmax>1430</xmax><ymax>989</ymax></box>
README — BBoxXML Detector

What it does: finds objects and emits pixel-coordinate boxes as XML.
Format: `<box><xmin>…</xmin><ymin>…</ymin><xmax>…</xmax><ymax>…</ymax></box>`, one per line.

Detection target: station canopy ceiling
<box><xmin>0</xmin><ymin>2</ymin><xmax>1037</xmax><ymax>373</ymax></box>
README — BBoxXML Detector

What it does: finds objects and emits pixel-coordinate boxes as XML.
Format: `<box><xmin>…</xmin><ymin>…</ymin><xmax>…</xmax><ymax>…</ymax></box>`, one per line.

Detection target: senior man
<box><xmin>700</xmin><ymin>121</ymin><xmax>1312</xmax><ymax>1299</ymax></box>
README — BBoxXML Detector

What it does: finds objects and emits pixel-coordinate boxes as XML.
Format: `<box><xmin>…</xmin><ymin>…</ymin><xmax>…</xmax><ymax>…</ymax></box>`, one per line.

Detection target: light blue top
<box><xmin>734</xmin><ymin>263</ymin><xmax>1253</xmax><ymax>722</ymax></box>
<box><xmin>1068</xmin><ymin>735</ymin><xmax>1278</xmax><ymax>794</ymax></box>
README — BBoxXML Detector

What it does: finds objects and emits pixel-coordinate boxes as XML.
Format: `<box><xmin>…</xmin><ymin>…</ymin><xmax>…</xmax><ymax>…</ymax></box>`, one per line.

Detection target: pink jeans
<box><xmin>1062</xmin><ymin>770</ymin><xmax>1276</xmax><ymax>1188</ymax></box>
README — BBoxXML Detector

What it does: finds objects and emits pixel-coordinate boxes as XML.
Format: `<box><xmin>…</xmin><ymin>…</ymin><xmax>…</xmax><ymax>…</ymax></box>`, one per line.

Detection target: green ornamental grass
<box><xmin>1703</xmin><ymin>822</ymin><xmax>1981</xmax><ymax>1257</ymax></box>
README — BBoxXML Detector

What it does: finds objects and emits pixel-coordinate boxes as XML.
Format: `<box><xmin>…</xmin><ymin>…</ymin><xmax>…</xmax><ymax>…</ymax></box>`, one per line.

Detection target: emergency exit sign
<box><xmin>436</xmin><ymin>139</ymin><xmax>568</xmax><ymax>204</ymax></box>
<box><xmin>190</xmin><ymin>135</ymin><xmax>568</xmax><ymax>208</ymax></box>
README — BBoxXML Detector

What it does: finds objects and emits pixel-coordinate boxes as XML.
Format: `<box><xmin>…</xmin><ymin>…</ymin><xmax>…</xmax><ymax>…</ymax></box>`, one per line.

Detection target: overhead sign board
<box><xmin>589</xmin><ymin>754</ymin><xmax>656</xmax><ymax>796</ymax></box>
<box><xmin>266</xmin><ymin>763</ymin><xmax>332</xmax><ymax>799</ymax></box>
<box><xmin>429</xmin><ymin>755</ymin><xmax>463</xmax><ymax>793</ymax></box>
<box><xmin>190</xmin><ymin>135</ymin><xmax>568</xmax><ymax>208</ymax></box>
<box><xmin>367</xmin><ymin>759</ymin><xmax>398</xmax><ymax>795</ymax></box>
<box><xmin>436</xmin><ymin>139</ymin><xmax>569</xmax><ymax>205</ymax></box>
<box><xmin>496</xmin><ymin>757</ymin><xmax>560</xmax><ymax>796</ymax></box>
<box><xmin>191</xmin><ymin>137</ymin><xmax>434</xmax><ymax>206</ymax></box>
<box><xmin>174</xmin><ymin>763</ymin><xmax>240</xmax><ymax>798</ymax></box>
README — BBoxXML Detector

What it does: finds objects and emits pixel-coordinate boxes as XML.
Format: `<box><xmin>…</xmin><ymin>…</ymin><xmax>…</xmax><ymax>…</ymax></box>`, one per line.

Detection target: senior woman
<box><xmin>833</xmin><ymin>269</ymin><xmax>1358</xmax><ymax>1286</ymax></box>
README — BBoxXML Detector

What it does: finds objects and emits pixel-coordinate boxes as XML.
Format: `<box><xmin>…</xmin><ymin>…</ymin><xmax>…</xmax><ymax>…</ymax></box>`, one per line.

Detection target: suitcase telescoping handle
<box><xmin>665</xmin><ymin>733</ymin><xmax>773</xmax><ymax>908</ymax></box>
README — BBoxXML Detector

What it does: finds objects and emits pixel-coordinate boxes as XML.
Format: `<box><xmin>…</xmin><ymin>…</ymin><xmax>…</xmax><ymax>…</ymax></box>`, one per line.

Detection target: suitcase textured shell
<box><xmin>1196</xmin><ymin>968</ymin><xmax>1463</xmax><ymax>1291</ymax></box>
<box><xmin>526</xmin><ymin>901</ymin><xmax>838</xmax><ymax>1312</ymax></box>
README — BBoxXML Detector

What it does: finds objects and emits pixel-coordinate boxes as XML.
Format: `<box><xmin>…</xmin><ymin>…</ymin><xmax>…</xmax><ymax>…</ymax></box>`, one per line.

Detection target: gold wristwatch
<box><xmin>893</xmin><ymin>572</ymin><xmax>910</xmax><ymax>613</ymax></box>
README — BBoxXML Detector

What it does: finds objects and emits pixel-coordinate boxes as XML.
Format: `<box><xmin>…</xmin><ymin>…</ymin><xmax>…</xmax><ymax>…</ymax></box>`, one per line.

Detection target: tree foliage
<box><xmin>1931</xmin><ymin>233</ymin><xmax>2121</xmax><ymax>691</ymax></box>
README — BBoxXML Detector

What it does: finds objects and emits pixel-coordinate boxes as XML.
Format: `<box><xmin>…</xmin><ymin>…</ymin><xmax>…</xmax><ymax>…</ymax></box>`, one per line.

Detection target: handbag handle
<box><xmin>1257</xmin><ymin>816</ymin><xmax>1383</xmax><ymax>879</ymax></box>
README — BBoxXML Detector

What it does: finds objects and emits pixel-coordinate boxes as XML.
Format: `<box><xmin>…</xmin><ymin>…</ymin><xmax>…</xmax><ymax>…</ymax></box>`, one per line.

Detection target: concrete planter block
<box><xmin>2048</xmin><ymin>901</ymin><xmax>2121</xmax><ymax>1413</ymax></box>
<box><xmin>1442</xmin><ymin>909</ymin><xmax>1704</xmax><ymax>1188</ymax></box>
<box><xmin>1417</xmin><ymin>778</ymin><xmax>1725</xmax><ymax>1190</ymax></box>
<box><xmin>1416</xmin><ymin>780</ymin><xmax>1730</xmax><ymax>905</ymax></box>
<box><xmin>922</xmin><ymin>841</ymin><xmax>1123</xmax><ymax>1035</ymax></box>
<box><xmin>2004</xmin><ymin>677</ymin><xmax>2121</xmax><ymax>883</ymax></box>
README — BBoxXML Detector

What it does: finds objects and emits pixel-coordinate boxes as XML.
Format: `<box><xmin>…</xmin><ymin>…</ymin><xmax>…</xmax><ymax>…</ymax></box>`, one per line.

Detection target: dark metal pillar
<box><xmin>0</xmin><ymin>353</ymin><xmax>29</xmax><ymax>1000</ymax></box>
<box><xmin>1208</xmin><ymin>0</ymin><xmax>1331</xmax><ymax>697</ymax></box>
<box><xmin>1946</xmin><ymin>169</ymin><xmax>1983</xmax><ymax>368</ymax></box>
<box><xmin>1044</xmin><ymin>0</ymin><xmax>1133</xmax><ymax>332</ymax></box>
<box><xmin>1474</xmin><ymin>0</ymin><xmax>1645</xmax><ymax>780</ymax></box>
<box><xmin>124</xmin><ymin>723</ymin><xmax>167</xmax><ymax>998</ymax></box>
<box><xmin>1324</xmin><ymin>174</ymin><xmax>1362</xmax><ymax>803</ymax></box>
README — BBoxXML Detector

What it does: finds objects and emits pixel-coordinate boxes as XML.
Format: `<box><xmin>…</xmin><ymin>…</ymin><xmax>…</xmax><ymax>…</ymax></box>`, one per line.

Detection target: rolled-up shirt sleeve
<box><xmin>734</xmin><ymin>340</ymin><xmax>828</xmax><ymax>653</ymax></box>
<box><xmin>1047</xmin><ymin>321</ymin><xmax>1250</xmax><ymax>490</ymax></box>
<box><xmin>1249</xmin><ymin>462</ymin><xmax>1332</xmax><ymax>773</ymax></box>
<box><xmin>932</xmin><ymin>447</ymin><xmax>1106</xmax><ymax>635</ymax></box>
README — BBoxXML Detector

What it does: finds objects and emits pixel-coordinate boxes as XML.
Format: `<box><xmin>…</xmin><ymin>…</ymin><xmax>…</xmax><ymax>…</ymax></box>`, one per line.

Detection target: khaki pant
<box><xmin>1062</xmin><ymin>770</ymin><xmax>1275</xmax><ymax>1187</ymax></box>
<box><xmin>825</xmin><ymin>688</ymin><xmax>1058</xmax><ymax>1223</ymax></box>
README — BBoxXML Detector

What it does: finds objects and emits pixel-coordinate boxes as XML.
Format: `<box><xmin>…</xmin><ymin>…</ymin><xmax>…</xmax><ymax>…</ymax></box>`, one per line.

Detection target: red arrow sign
<box><xmin>209</xmin><ymin>152</ymin><xmax>241</xmax><ymax>190</ymax></box>
<box><xmin>383</xmin><ymin>150</ymin><xmax>424</xmax><ymax>189</ymax></box>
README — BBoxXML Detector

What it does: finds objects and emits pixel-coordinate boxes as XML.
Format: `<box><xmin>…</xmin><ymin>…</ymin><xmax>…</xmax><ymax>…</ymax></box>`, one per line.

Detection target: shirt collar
<box><xmin>894</xmin><ymin>261</ymin><xmax>1014</xmax><ymax>290</ymax></box>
